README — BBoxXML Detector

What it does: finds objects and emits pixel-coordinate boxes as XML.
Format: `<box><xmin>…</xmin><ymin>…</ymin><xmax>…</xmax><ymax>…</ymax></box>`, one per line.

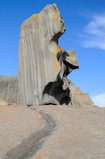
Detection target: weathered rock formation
<box><xmin>18</xmin><ymin>3</ymin><xmax>79</xmax><ymax>106</ymax></box>
<box><xmin>0</xmin><ymin>3</ymin><xmax>95</xmax><ymax>108</ymax></box>
<box><xmin>70</xmin><ymin>82</ymin><xmax>95</xmax><ymax>108</ymax></box>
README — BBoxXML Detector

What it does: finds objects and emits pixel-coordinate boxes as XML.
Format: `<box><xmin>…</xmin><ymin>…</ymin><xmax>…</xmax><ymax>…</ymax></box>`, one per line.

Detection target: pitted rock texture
<box><xmin>18</xmin><ymin>3</ymin><xmax>79</xmax><ymax>106</ymax></box>
<box><xmin>0</xmin><ymin>76</ymin><xmax>18</xmax><ymax>104</ymax></box>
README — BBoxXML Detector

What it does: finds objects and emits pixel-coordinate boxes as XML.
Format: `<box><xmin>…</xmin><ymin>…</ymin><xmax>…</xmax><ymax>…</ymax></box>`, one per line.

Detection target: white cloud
<box><xmin>81</xmin><ymin>14</ymin><xmax>105</xmax><ymax>50</ymax></box>
<box><xmin>91</xmin><ymin>93</ymin><xmax>105</xmax><ymax>107</ymax></box>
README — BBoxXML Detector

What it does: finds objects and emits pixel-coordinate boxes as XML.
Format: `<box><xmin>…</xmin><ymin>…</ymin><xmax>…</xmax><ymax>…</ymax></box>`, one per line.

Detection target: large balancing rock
<box><xmin>18</xmin><ymin>4</ymin><xmax>67</xmax><ymax>106</ymax></box>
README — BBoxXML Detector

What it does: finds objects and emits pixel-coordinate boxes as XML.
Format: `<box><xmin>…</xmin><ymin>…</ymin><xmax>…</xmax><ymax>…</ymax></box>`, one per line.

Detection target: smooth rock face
<box><xmin>0</xmin><ymin>76</ymin><xmax>18</xmax><ymax>104</ymax></box>
<box><xmin>18</xmin><ymin>4</ymin><xmax>79</xmax><ymax>106</ymax></box>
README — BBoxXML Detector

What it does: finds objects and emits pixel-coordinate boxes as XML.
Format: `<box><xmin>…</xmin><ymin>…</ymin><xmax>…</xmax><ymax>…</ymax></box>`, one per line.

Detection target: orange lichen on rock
<box><xmin>35</xmin><ymin>147</ymin><xmax>54</xmax><ymax>159</ymax></box>
<box><xmin>52</xmin><ymin>48</ymin><xmax>58</xmax><ymax>54</ymax></box>
<box><xmin>34</xmin><ymin>14</ymin><xmax>40</xmax><ymax>38</ymax></box>
<box><xmin>54</xmin><ymin>13</ymin><xmax>58</xmax><ymax>19</ymax></box>
<box><xmin>52</xmin><ymin>42</ymin><xmax>65</xmax><ymax>54</ymax></box>
<box><xmin>53</xmin><ymin>53</ymin><xmax>57</xmax><ymax>71</ymax></box>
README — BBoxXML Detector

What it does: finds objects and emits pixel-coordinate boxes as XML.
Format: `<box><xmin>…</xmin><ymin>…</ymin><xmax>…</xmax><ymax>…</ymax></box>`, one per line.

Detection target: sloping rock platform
<box><xmin>0</xmin><ymin>104</ymin><xmax>105</xmax><ymax>159</ymax></box>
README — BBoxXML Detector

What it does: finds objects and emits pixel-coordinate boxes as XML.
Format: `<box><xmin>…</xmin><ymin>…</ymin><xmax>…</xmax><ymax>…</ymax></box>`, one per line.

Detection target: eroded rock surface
<box><xmin>70</xmin><ymin>82</ymin><xmax>95</xmax><ymax>108</ymax></box>
<box><xmin>18</xmin><ymin>4</ymin><xmax>79</xmax><ymax>106</ymax></box>
<box><xmin>0</xmin><ymin>3</ymin><xmax>95</xmax><ymax>107</ymax></box>
<box><xmin>0</xmin><ymin>76</ymin><xmax>18</xmax><ymax>104</ymax></box>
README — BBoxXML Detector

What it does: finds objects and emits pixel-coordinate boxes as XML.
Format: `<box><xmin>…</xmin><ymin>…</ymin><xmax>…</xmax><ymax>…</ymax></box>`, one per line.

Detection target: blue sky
<box><xmin>0</xmin><ymin>0</ymin><xmax>105</xmax><ymax>107</ymax></box>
